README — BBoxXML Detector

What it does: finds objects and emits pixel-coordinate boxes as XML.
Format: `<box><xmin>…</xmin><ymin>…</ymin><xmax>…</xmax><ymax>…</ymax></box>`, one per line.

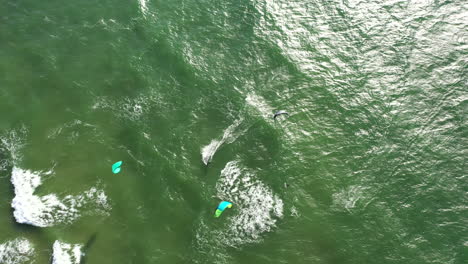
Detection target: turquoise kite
<box><xmin>112</xmin><ymin>161</ymin><xmax>122</xmax><ymax>174</ymax></box>
<box><xmin>214</xmin><ymin>201</ymin><xmax>232</xmax><ymax>218</ymax></box>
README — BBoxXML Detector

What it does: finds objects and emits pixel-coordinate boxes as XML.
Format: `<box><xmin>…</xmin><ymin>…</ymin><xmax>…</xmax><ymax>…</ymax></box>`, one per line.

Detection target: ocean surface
<box><xmin>0</xmin><ymin>0</ymin><xmax>467</xmax><ymax>263</ymax></box>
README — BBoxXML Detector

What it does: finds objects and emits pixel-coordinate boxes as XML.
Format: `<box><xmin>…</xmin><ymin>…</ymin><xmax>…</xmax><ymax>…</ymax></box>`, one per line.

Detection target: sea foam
<box><xmin>0</xmin><ymin>238</ymin><xmax>35</xmax><ymax>264</ymax></box>
<box><xmin>52</xmin><ymin>241</ymin><xmax>82</xmax><ymax>264</ymax></box>
<box><xmin>11</xmin><ymin>167</ymin><xmax>110</xmax><ymax>227</ymax></box>
<box><xmin>215</xmin><ymin>161</ymin><xmax>283</xmax><ymax>245</ymax></box>
<box><xmin>192</xmin><ymin>161</ymin><xmax>283</xmax><ymax>263</ymax></box>
<box><xmin>0</xmin><ymin>127</ymin><xmax>27</xmax><ymax>163</ymax></box>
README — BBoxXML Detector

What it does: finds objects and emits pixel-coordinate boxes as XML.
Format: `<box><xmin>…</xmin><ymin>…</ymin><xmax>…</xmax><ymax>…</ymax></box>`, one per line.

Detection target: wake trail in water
<box><xmin>201</xmin><ymin>91</ymin><xmax>293</xmax><ymax>165</ymax></box>
<box><xmin>201</xmin><ymin>118</ymin><xmax>249</xmax><ymax>165</ymax></box>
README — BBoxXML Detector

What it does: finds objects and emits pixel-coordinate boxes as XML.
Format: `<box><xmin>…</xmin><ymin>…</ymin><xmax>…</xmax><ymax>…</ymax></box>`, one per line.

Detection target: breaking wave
<box><xmin>215</xmin><ymin>160</ymin><xmax>283</xmax><ymax>245</ymax></box>
<box><xmin>52</xmin><ymin>241</ymin><xmax>82</xmax><ymax>264</ymax></box>
<box><xmin>0</xmin><ymin>238</ymin><xmax>35</xmax><ymax>264</ymax></box>
<box><xmin>11</xmin><ymin>167</ymin><xmax>110</xmax><ymax>227</ymax></box>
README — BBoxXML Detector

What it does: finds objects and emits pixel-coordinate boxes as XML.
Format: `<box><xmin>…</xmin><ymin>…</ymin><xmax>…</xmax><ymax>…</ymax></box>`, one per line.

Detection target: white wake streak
<box><xmin>201</xmin><ymin>119</ymin><xmax>245</xmax><ymax>165</ymax></box>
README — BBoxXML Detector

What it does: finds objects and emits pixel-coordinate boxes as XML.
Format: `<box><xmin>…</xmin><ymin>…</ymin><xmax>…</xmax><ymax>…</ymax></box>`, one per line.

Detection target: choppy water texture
<box><xmin>0</xmin><ymin>0</ymin><xmax>467</xmax><ymax>263</ymax></box>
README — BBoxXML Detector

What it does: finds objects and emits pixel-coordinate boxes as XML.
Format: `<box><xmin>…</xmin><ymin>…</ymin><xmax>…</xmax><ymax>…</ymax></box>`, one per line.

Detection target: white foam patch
<box><xmin>214</xmin><ymin>161</ymin><xmax>283</xmax><ymax>245</ymax></box>
<box><xmin>0</xmin><ymin>238</ymin><xmax>35</xmax><ymax>264</ymax></box>
<box><xmin>11</xmin><ymin>167</ymin><xmax>110</xmax><ymax>227</ymax></box>
<box><xmin>52</xmin><ymin>241</ymin><xmax>82</xmax><ymax>264</ymax></box>
<box><xmin>201</xmin><ymin>119</ymin><xmax>246</xmax><ymax>165</ymax></box>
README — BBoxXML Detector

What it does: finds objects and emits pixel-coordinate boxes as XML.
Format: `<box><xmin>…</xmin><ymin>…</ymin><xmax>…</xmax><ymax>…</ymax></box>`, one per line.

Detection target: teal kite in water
<box><xmin>112</xmin><ymin>161</ymin><xmax>122</xmax><ymax>174</ymax></box>
<box><xmin>214</xmin><ymin>201</ymin><xmax>232</xmax><ymax>218</ymax></box>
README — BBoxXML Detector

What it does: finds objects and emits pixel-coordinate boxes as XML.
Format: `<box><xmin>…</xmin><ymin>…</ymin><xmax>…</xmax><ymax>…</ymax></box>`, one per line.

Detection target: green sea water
<box><xmin>0</xmin><ymin>0</ymin><xmax>467</xmax><ymax>263</ymax></box>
